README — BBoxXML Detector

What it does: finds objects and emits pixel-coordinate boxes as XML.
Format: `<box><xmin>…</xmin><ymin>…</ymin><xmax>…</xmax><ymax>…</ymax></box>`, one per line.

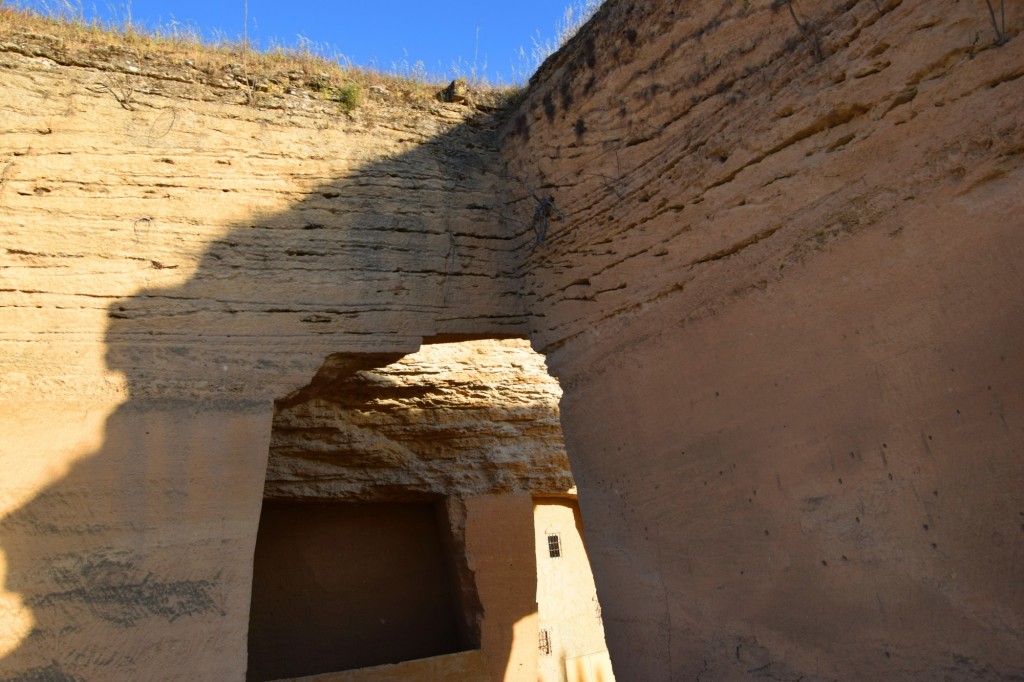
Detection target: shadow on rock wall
<box><xmin>0</xmin><ymin>114</ymin><xmax>531</xmax><ymax>681</ymax></box>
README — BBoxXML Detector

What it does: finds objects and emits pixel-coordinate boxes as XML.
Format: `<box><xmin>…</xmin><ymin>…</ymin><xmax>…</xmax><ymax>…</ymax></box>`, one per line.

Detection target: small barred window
<box><xmin>547</xmin><ymin>533</ymin><xmax>561</xmax><ymax>558</ymax></box>
<box><xmin>539</xmin><ymin>628</ymin><xmax>552</xmax><ymax>656</ymax></box>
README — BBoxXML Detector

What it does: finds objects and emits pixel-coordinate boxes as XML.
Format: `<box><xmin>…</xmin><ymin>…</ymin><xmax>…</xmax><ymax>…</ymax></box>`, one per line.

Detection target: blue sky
<box><xmin>14</xmin><ymin>0</ymin><xmax>599</xmax><ymax>83</ymax></box>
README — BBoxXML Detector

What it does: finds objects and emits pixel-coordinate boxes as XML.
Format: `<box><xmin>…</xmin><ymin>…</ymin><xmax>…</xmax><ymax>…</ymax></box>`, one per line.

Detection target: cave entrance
<box><xmin>246</xmin><ymin>337</ymin><xmax>600</xmax><ymax>681</ymax></box>
<box><xmin>246</xmin><ymin>500</ymin><xmax>463</xmax><ymax>681</ymax></box>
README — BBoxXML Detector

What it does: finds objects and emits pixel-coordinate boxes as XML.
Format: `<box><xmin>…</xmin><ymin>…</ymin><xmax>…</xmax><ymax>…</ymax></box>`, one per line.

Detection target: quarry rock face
<box><xmin>0</xmin><ymin>27</ymin><xmax>525</xmax><ymax>408</ymax></box>
<box><xmin>500</xmin><ymin>0</ymin><xmax>1024</xmax><ymax>679</ymax></box>
<box><xmin>2</xmin><ymin>0</ymin><xmax>1024</xmax><ymax>679</ymax></box>
<box><xmin>0</xmin><ymin>26</ymin><xmax>525</xmax><ymax>680</ymax></box>
<box><xmin>268</xmin><ymin>339</ymin><xmax>573</xmax><ymax>502</ymax></box>
<box><xmin>259</xmin><ymin>339</ymin><xmax>575</xmax><ymax>681</ymax></box>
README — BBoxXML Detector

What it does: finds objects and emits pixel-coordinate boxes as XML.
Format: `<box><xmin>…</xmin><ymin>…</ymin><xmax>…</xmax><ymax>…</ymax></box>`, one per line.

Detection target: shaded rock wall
<box><xmin>0</xmin><ymin>27</ymin><xmax>524</xmax><ymax>681</ymax></box>
<box><xmin>263</xmin><ymin>339</ymin><xmax>575</xmax><ymax>675</ymax></box>
<box><xmin>0</xmin><ymin>31</ymin><xmax>524</xmax><ymax>406</ymax></box>
<box><xmin>1</xmin><ymin>0</ymin><xmax>1023</xmax><ymax>679</ymax></box>
<box><xmin>501</xmin><ymin>0</ymin><xmax>1024</xmax><ymax>679</ymax></box>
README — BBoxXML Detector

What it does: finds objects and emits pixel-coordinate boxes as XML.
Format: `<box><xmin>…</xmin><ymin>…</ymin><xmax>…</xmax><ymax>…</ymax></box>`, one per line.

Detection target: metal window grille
<box><xmin>539</xmin><ymin>628</ymin><xmax>552</xmax><ymax>656</ymax></box>
<box><xmin>547</xmin><ymin>533</ymin><xmax>561</xmax><ymax>558</ymax></box>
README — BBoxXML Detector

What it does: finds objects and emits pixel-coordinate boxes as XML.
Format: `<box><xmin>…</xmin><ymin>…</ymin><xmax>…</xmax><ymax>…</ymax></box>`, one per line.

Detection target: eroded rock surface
<box><xmin>268</xmin><ymin>339</ymin><xmax>573</xmax><ymax>502</ymax></box>
<box><xmin>261</xmin><ymin>339</ymin><xmax>574</xmax><ymax>675</ymax></box>
<box><xmin>0</xmin><ymin>27</ymin><xmax>523</xmax><ymax>405</ymax></box>
<box><xmin>1</xmin><ymin>1</ymin><xmax>1023</xmax><ymax>680</ymax></box>
<box><xmin>0</xmin><ymin>22</ymin><xmax>525</xmax><ymax>681</ymax></box>
<box><xmin>500</xmin><ymin>0</ymin><xmax>1024</xmax><ymax>679</ymax></box>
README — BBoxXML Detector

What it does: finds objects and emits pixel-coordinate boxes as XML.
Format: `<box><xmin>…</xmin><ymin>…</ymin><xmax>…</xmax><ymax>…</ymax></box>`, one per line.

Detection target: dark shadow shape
<box><xmin>246</xmin><ymin>500</ymin><xmax>464</xmax><ymax>681</ymax></box>
<box><xmin>0</xmin><ymin>108</ymin><xmax>534</xmax><ymax>681</ymax></box>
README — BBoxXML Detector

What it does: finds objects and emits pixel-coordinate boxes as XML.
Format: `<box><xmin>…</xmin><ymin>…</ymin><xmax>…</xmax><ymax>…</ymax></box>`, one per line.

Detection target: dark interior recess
<box><xmin>246</xmin><ymin>500</ymin><xmax>466</xmax><ymax>681</ymax></box>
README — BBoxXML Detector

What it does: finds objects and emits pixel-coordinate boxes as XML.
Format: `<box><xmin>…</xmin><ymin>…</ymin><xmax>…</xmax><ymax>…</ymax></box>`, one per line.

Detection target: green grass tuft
<box><xmin>335</xmin><ymin>83</ymin><xmax>362</xmax><ymax>113</ymax></box>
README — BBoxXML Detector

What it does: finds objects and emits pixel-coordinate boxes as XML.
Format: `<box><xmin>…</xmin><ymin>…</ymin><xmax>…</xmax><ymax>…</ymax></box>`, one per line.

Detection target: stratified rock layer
<box><xmin>0</xmin><ymin>24</ymin><xmax>524</xmax><ymax>681</ymax></box>
<box><xmin>263</xmin><ymin>339</ymin><xmax>574</xmax><ymax>675</ymax></box>
<box><xmin>0</xmin><ymin>29</ymin><xmax>524</xmax><ymax>405</ymax></box>
<box><xmin>1</xmin><ymin>0</ymin><xmax>1023</xmax><ymax>680</ymax></box>
<box><xmin>268</xmin><ymin>339</ymin><xmax>573</xmax><ymax>502</ymax></box>
<box><xmin>501</xmin><ymin>0</ymin><xmax>1023</xmax><ymax>679</ymax></box>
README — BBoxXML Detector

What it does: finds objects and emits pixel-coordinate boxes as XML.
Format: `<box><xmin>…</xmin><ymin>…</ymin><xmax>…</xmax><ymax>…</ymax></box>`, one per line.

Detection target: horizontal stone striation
<box><xmin>0</xmin><ymin>30</ymin><xmax>524</xmax><ymax>401</ymax></box>
<box><xmin>501</xmin><ymin>0</ymin><xmax>1024</xmax><ymax>680</ymax></box>
<box><xmin>2</xmin><ymin>4</ymin><xmax>1023</xmax><ymax>681</ymax></box>
<box><xmin>267</xmin><ymin>339</ymin><xmax>573</xmax><ymax>501</ymax></box>
<box><xmin>265</xmin><ymin>338</ymin><xmax>574</xmax><ymax>662</ymax></box>
<box><xmin>501</xmin><ymin>0</ymin><xmax>1023</xmax><ymax>363</ymax></box>
<box><xmin>0</xmin><ymin>29</ymin><xmax>529</xmax><ymax>681</ymax></box>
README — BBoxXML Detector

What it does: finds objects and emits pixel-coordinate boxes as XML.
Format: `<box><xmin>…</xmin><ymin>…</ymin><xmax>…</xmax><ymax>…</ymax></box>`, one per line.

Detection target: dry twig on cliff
<box><xmin>774</xmin><ymin>0</ymin><xmax>824</xmax><ymax>62</ymax></box>
<box><xmin>985</xmin><ymin>0</ymin><xmax>1008</xmax><ymax>46</ymax></box>
<box><xmin>90</xmin><ymin>76</ymin><xmax>136</xmax><ymax>110</ymax></box>
<box><xmin>0</xmin><ymin>162</ymin><xmax>13</xmax><ymax>200</ymax></box>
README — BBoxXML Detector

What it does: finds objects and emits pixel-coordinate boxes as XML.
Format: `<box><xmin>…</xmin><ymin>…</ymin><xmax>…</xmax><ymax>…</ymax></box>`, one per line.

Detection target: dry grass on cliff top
<box><xmin>0</xmin><ymin>4</ymin><xmax>521</xmax><ymax>111</ymax></box>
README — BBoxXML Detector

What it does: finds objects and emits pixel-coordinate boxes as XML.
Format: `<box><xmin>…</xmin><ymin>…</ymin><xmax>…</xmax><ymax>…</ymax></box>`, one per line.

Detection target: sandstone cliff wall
<box><xmin>0</xmin><ymin>27</ymin><xmax>525</xmax><ymax>681</ymax></box>
<box><xmin>500</xmin><ymin>0</ymin><xmax>1023</xmax><ymax>679</ymax></box>
<box><xmin>1</xmin><ymin>0</ymin><xmax>1023</xmax><ymax>680</ymax></box>
<box><xmin>1</xmin><ymin>31</ymin><xmax>524</xmax><ymax>406</ymax></box>
<box><xmin>267</xmin><ymin>339</ymin><xmax>572</xmax><ymax>502</ymax></box>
